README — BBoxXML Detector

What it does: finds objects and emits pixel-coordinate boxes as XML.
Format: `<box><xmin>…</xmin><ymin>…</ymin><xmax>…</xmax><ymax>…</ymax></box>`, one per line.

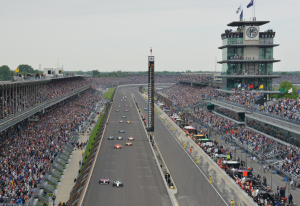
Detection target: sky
<box><xmin>0</xmin><ymin>0</ymin><xmax>299</xmax><ymax>72</ymax></box>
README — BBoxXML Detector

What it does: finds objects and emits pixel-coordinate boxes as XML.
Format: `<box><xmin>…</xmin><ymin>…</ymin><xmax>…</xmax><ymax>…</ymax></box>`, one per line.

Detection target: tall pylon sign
<box><xmin>147</xmin><ymin>56</ymin><xmax>154</xmax><ymax>132</ymax></box>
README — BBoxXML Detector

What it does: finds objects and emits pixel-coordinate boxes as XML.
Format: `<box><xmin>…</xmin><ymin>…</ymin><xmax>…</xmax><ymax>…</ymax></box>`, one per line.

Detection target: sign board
<box><xmin>245</xmin><ymin>26</ymin><xmax>259</xmax><ymax>41</ymax></box>
<box><xmin>147</xmin><ymin>56</ymin><xmax>155</xmax><ymax>132</ymax></box>
<box><xmin>243</xmin><ymin>171</ymin><xmax>247</xmax><ymax>177</ymax></box>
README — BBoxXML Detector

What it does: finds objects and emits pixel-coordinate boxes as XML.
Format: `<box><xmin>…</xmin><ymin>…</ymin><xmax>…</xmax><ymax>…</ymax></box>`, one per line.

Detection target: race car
<box><xmin>125</xmin><ymin>110</ymin><xmax>129</xmax><ymax>112</ymax></box>
<box><xmin>124</xmin><ymin>100</ymin><xmax>126</xmax><ymax>101</ymax></box>
<box><xmin>129</xmin><ymin>105</ymin><xmax>132</xmax><ymax>107</ymax></box>
<box><xmin>99</xmin><ymin>177</ymin><xmax>110</xmax><ymax>184</ymax></box>
<box><xmin>119</xmin><ymin>120</ymin><xmax>124</xmax><ymax>123</ymax></box>
<box><xmin>144</xmin><ymin>108</ymin><xmax>148</xmax><ymax>111</ymax></box>
<box><xmin>126</xmin><ymin>121</ymin><xmax>131</xmax><ymax>124</ymax></box>
<box><xmin>118</xmin><ymin>105</ymin><xmax>121</xmax><ymax>107</ymax></box>
<box><xmin>116</xmin><ymin>110</ymin><xmax>119</xmax><ymax>112</ymax></box>
<box><xmin>119</xmin><ymin>130</ymin><xmax>125</xmax><ymax>133</ymax></box>
<box><xmin>121</xmin><ymin>100</ymin><xmax>123</xmax><ymax>102</ymax></box>
<box><xmin>125</xmin><ymin>105</ymin><xmax>128</xmax><ymax>107</ymax></box>
<box><xmin>128</xmin><ymin>137</ymin><xmax>134</xmax><ymax>141</ymax></box>
<box><xmin>113</xmin><ymin>180</ymin><xmax>123</xmax><ymax>187</ymax></box>
<box><xmin>114</xmin><ymin>144</ymin><xmax>122</xmax><ymax>149</ymax></box>
<box><xmin>108</xmin><ymin>136</ymin><xmax>114</xmax><ymax>140</ymax></box>
<box><xmin>122</xmin><ymin>116</ymin><xmax>126</xmax><ymax>118</ymax></box>
<box><xmin>117</xmin><ymin>136</ymin><xmax>123</xmax><ymax>140</ymax></box>
<box><xmin>125</xmin><ymin>142</ymin><xmax>133</xmax><ymax>146</ymax></box>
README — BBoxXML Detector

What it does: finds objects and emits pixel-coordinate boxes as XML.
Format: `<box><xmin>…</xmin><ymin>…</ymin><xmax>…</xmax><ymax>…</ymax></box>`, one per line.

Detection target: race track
<box><xmin>82</xmin><ymin>86</ymin><xmax>172</xmax><ymax>206</ymax></box>
<box><xmin>125</xmin><ymin>86</ymin><xmax>247</xmax><ymax>206</ymax></box>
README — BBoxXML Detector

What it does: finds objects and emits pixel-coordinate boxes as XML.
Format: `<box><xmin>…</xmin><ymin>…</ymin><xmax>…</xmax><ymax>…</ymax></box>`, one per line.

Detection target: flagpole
<box><xmin>254</xmin><ymin>0</ymin><xmax>255</xmax><ymax>20</ymax></box>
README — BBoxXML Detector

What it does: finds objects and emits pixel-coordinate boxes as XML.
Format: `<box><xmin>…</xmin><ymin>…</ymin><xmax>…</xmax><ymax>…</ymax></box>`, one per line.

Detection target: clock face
<box><xmin>246</xmin><ymin>27</ymin><xmax>258</xmax><ymax>38</ymax></box>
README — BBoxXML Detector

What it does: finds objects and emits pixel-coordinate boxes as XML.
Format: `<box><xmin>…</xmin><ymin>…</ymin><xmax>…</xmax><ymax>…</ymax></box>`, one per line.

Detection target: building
<box><xmin>217</xmin><ymin>20</ymin><xmax>281</xmax><ymax>96</ymax></box>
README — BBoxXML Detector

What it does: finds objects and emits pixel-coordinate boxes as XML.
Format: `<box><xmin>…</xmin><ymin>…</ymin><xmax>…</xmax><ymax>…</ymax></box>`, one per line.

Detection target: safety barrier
<box><xmin>67</xmin><ymin>87</ymin><xmax>117</xmax><ymax>206</ymax></box>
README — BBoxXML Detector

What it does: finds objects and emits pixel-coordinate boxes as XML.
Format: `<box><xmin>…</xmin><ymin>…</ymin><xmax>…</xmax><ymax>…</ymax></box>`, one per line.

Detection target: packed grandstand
<box><xmin>0</xmin><ymin>75</ymin><xmax>299</xmax><ymax>204</ymax></box>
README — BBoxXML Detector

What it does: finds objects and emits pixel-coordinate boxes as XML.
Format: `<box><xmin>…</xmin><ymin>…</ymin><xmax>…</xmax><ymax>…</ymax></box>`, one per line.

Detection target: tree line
<box><xmin>0</xmin><ymin>65</ymin><xmax>41</xmax><ymax>81</ymax></box>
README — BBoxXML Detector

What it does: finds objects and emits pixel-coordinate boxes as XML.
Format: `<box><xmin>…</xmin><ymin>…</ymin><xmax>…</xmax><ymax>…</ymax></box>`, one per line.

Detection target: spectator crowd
<box><xmin>0</xmin><ymin>89</ymin><xmax>101</xmax><ymax>204</ymax></box>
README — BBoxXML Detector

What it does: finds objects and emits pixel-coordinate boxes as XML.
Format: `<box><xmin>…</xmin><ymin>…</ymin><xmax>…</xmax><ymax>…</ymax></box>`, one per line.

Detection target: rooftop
<box><xmin>218</xmin><ymin>59</ymin><xmax>280</xmax><ymax>64</ymax></box>
<box><xmin>227</xmin><ymin>21</ymin><xmax>270</xmax><ymax>27</ymax></box>
<box><xmin>218</xmin><ymin>44</ymin><xmax>279</xmax><ymax>49</ymax></box>
<box><xmin>246</xmin><ymin>113</ymin><xmax>300</xmax><ymax>134</ymax></box>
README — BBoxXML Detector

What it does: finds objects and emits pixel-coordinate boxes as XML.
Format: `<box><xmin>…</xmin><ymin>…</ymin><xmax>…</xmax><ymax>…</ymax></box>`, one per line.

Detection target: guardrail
<box><xmin>0</xmin><ymin>84</ymin><xmax>92</xmax><ymax>131</ymax></box>
<box><xmin>67</xmin><ymin>87</ymin><xmax>117</xmax><ymax>206</ymax></box>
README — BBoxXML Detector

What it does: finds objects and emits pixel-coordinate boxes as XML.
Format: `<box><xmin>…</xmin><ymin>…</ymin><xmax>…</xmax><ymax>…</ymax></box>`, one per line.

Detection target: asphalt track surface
<box><xmin>82</xmin><ymin>87</ymin><xmax>172</xmax><ymax>206</ymax></box>
<box><xmin>125</xmin><ymin>86</ymin><xmax>230</xmax><ymax>206</ymax></box>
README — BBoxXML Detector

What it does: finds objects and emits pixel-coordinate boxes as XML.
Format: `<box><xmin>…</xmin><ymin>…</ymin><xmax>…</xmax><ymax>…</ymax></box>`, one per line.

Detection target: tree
<box><xmin>76</xmin><ymin>70</ymin><xmax>84</xmax><ymax>75</ymax></box>
<box><xmin>0</xmin><ymin>65</ymin><xmax>12</xmax><ymax>81</ymax></box>
<box><xmin>277</xmin><ymin>81</ymin><xmax>298</xmax><ymax>99</ymax></box>
<box><xmin>18</xmin><ymin>64</ymin><xmax>35</xmax><ymax>73</ymax></box>
<box><xmin>92</xmin><ymin>70</ymin><xmax>100</xmax><ymax>77</ymax></box>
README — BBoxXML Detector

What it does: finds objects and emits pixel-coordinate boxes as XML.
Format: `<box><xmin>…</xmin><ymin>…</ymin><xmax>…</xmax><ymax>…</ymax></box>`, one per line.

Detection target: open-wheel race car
<box><xmin>113</xmin><ymin>180</ymin><xmax>123</xmax><ymax>187</ymax></box>
<box><xmin>99</xmin><ymin>177</ymin><xmax>110</xmax><ymax>184</ymax></box>
<box><xmin>114</xmin><ymin>144</ymin><xmax>122</xmax><ymax>149</ymax></box>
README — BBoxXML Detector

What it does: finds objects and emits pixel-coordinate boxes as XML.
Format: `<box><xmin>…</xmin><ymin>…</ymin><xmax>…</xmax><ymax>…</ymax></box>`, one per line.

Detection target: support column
<box><xmin>1</xmin><ymin>87</ymin><xmax>3</xmax><ymax>118</ymax></box>
<box><xmin>9</xmin><ymin>86</ymin><xmax>11</xmax><ymax>116</ymax></box>
<box><xmin>12</xmin><ymin>84</ymin><xmax>15</xmax><ymax>115</ymax></box>
<box><xmin>16</xmin><ymin>84</ymin><xmax>18</xmax><ymax>113</ymax></box>
<box><xmin>25</xmin><ymin>85</ymin><xmax>27</xmax><ymax>110</ymax></box>
<box><xmin>5</xmin><ymin>87</ymin><xmax>8</xmax><ymax>117</ymax></box>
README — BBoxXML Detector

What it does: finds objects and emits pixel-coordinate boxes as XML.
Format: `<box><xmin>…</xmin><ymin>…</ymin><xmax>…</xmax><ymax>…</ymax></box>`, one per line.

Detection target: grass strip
<box><xmin>80</xmin><ymin>87</ymin><xmax>115</xmax><ymax>171</ymax></box>
<box><xmin>102</xmin><ymin>88</ymin><xmax>115</xmax><ymax>100</ymax></box>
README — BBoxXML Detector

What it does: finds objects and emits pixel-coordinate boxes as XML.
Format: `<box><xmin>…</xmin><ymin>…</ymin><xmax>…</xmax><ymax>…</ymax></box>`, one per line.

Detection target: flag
<box><xmin>247</xmin><ymin>0</ymin><xmax>254</xmax><ymax>8</ymax></box>
<box><xmin>150</xmin><ymin>48</ymin><xmax>152</xmax><ymax>55</ymax></box>
<box><xmin>241</xmin><ymin>84</ymin><xmax>245</xmax><ymax>87</ymax></box>
<box><xmin>15</xmin><ymin>68</ymin><xmax>19</xmax><ymax>73</ymax></box>
<box><xmin>297</xmin><ymin>89</ymin><xmax>300</xmax><ymax>94</ymax></box>
<box><xmin>288</xmin><ymin>88</ymin><xmax>293</xmax><ymax>93</ymax></box>
<box><xmin>248</xmin><ymin>84</ymin><xmax>253</xmax><ymax>89</ymax></box>
<box><xmin>238</xmin><ymin>83</ymin><xmax>241</xmax><ymax>88</ymax></box>
<box><xmin>280</xmin><ymin>88</ymin><xmax>286</xmax><ymax>93</ymax></box>
<box><xmin>259</xmin><ymin>84</ymin><xmax>263</xmax><ymax>89</ymax></box>
<box><xmin>236</xmin><ymin>5</ymin><xmax>242</xmax><ymax>14</ymax></box>
<box><xmin>240</xmin><ymin>10</ymin><xmax>243</xmax><ymax>21</ymax></box>
<box><xmin>234</xmin><ymin>83</ymin><xmax>238</xmax><ymax>88</ymax></box>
